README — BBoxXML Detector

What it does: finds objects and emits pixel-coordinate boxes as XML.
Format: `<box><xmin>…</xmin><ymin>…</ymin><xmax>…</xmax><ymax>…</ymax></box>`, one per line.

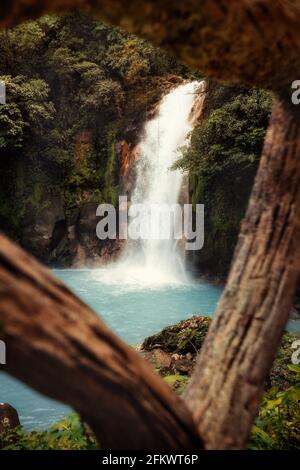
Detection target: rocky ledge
<box><xmin>140</xmin><ymin>315</ymin><xmax>300</xmax><ymax>395</ymax></box>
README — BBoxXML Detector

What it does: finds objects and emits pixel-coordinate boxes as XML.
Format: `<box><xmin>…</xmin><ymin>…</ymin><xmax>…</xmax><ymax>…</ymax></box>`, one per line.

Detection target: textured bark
<box><xmin>1</xmin><ymin>1</ymin><xmax>300</xmax><ymax>89</ymax></box>
<box><xmin>185</xmin><ymin>98</ymin><xmax>300</xmax><ymax>449</ymax></box>
<box><xmin>0</xmin><ymin>235</ymin><xmax>202</xmax><ymax>449</ymax></box>
<box><xmin>1</xmin><ymin>0</ymin><xmax>300</xmax><ymax>451</ymax></box>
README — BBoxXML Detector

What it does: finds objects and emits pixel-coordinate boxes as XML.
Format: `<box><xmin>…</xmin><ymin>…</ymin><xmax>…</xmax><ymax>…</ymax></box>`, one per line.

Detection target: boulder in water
<box><xmin>142</xmin><ymin>315</ymin><xmax>212</xmax><ymax>355</ymax></box>
<box><xmin>0</xmin><ymin>403</ymin><xmax>20</xmax><ymax>433</ymax></box>
<box><xmin>141</xmin><ymin>316</ymin><xmax>211</xmax><ymax>382</ymax></box>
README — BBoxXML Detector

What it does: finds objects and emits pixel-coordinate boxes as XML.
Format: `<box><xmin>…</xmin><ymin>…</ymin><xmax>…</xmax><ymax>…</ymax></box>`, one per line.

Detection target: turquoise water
<box><xmin>0</xmin><ymin>268</ymin><xmax>223</xmax><ymax>430</ymax></box>
<box><xmin>0</xmin><ymin>268</ymin><xmax>299</xmax><ymax>431</ymax></box>
<box><xmin>55</xmin><ymin>269</ymin><xmax>223</xmax><ymax>345</ymax></box>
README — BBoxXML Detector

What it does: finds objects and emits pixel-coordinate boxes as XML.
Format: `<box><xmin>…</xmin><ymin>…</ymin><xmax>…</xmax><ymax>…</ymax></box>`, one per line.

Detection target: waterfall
<box><xmin>98</xmin><ymin>80</ymin><xmax>203</xmax><ymax>288</ymax></box>
<box><xmin>118</xmin><ymin>81</ymin><xmax>202</xmax><ymax>286</ymax></box>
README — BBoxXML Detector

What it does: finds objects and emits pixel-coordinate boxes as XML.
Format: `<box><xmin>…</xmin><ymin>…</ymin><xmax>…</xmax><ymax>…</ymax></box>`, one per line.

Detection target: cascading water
<box><xmin>114</xmin><ymin>80</ymin><xmax>203</xmax><ymax>287</ymax></box>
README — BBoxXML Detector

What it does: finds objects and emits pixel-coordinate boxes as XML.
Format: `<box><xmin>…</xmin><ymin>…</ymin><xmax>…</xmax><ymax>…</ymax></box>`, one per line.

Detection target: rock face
<box><xmin>75</xmin><ymin>202</ymin><xmax>101</xmax><ymax>265</ymax></box>
<box><xmin>19</xmin><ymin>195</ymin><xmax>123</xmax><ymax>267</ymax></box>
<box><xmin>0</xmin><ymin>403</ymin><xmax>20</xmax><ymax>433</ymax></box>
<box><xmin>21</xmin><ymin>196</ymin><xmax>66</xmax><ymax>260</ymax></box>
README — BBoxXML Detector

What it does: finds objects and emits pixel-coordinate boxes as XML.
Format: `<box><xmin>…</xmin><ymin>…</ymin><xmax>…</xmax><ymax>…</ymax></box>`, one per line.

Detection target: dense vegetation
<box><xmin>0</xmin><ymin>12</ymin><xmax>192</xmax><ymax>264</ymax></box>
<box><xmin>177</xmin><ymin>83</ymin><xmax>272</xmax><ymax>277</ymax></box>
<box><xmin>0</xmin><ymin>12</ymin><xmax>271</xmax><ymax>273</ymax></box>
<box><xmin>250</xmin><ymin>364</ymin><xmax>300</xmax><ymax>450</ymax></box>
<box><xmin>0</xmin><ymin>414</ymin><xmax>98</xmax><ymax>450</ymax></box>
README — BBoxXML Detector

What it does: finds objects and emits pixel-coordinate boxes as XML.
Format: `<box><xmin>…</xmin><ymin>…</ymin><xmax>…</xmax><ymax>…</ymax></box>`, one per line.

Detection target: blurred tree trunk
<box><xmin>0</xmin><ymin>235</ymin><xmax>201</xmax><ymax>449</ymax></box>
<box><xmin>1</xmin><ymin>1</ymin><xmax>300</xmax><ymax>90</ymax></box>
<box><xmin>185</xmin><ymin>98</ymin><xmax>300</xmax><ymax>449</ymax></box>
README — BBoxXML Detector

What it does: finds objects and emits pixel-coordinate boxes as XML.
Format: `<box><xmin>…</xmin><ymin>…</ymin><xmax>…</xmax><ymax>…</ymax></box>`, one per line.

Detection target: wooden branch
<box><xmin>1</xmin><ymin>0</ymin><xmax>300</xmax><ymax>451</ymax></box>
<box><xmin>185</xmin><ymin>98</ymin><xmax>300</xmax><ymax>449</ymax></box>
<box><xmin>1</xmin><ymin>1</ymin><xmax>300</xmax><ymax>89</ymax></box>
<box><xmin>0</xmin><ymin>235</ymin><xmax>202</xmax><ymax>449</ymax></box>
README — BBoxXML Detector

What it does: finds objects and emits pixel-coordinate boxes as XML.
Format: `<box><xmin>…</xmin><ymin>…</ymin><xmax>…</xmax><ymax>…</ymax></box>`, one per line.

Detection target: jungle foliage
<box><xmin>0</xmin><ymin>13</ymin><xmax>272</xmax><ymax>274</ymax></box>
<box><xmin>0</xmin><ymin>12</ymin><xmax>190</xmax><ymax>237</ymax></box>
<box><xmin>179</xmin><ymin>83</ymin><xmax>272</xmax><ymax>277</ymax></box>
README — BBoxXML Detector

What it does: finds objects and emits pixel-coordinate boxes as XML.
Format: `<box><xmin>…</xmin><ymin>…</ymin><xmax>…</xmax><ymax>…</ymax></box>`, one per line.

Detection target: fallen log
<box><xmin>0</xmin><ymin>235</ymin><xmax>202</xmax><ymax>449</ymax></box>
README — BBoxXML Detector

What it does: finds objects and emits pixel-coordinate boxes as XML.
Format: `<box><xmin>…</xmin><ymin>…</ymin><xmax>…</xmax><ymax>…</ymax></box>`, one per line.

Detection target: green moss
<box><xmin>101</xmin><ymin>124</ymin><xmax>119</xmax><ymax>206</ymax></box>
<box><xmin>142</xmin><ymin>316</ymin><xmax>212</xmax><ymax>354</ymax></box>
<box><xmin>163</xmin><ymin>374</ymin><xmax>189</xmax><ymax>395</ymax></box>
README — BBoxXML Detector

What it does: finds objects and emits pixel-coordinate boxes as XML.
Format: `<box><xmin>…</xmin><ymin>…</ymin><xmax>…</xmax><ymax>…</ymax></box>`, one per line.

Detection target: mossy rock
<box><xmin>269</xmin><ymin>333</ymin><xmax>300</xmax><ymax>390</ymax></box>
<box><xmin>163</xmin><ymin>374</ymin><xmax>189</xmax><ymax>396</ymax></box>
<box><xmin>142</xmin><ymin>316</ymin><xmax>299</xmax><ymax>392</ymax></box>
<box><xmin>142</xmin><ymin>315</ymin><xmax>212</xmax><ymax>355</ymax></box>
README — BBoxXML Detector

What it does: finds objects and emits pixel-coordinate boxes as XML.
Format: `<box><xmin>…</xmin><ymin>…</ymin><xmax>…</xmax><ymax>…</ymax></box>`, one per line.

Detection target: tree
<box><xmin>0</xmin><ymin>0</ymin><xmax>300</xmax><ymax>450</ymax></box>
<box><xmin>0</xmin><ymin>75</ymin><xmax>55</xmax><ymax>150</ymax></box>
<box><xmin>0</xmin><ymin>234</ymin><xmax>202</xmax><ymax>449</ymax></box>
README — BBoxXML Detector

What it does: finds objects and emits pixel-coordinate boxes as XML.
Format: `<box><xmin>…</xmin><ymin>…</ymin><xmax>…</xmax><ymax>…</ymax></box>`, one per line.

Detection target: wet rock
<box><xmin>290</xmin><ymin>307</ymin><xmax>300</xmax><ymax>320</ymax></box>
<box><xmin>172</xmin><ymin>357</ymin><xmax>195</xmax><ymax>376</ymax></box>
<box><xmin>140</xmin><ymin>348</ymin><xmax>172</xmax><ymax>370</ymax></box>
<box><xmin>73</xmin><ymin>201</ymin><xmax>103</xmax><ymax>265</ymax></box>
<box><xmin>141</xmin><ymin>315</ymin><xmax>300</xmax><ymax>395</ymax></box>
<box><xmin>21</xmin><ymin>195</ymin><xmax>66</xmax><ymax>260</ymax></box>
<box><xmin>77</xmin><ymin>202</ymin><xmax>99</xmax><ymax>245</ymax></box>
<box><xmin>153</xmin><ymin>348</ymin><xmax>172</xmax><ymax>369</ymax></box>
<box><xmin>0</xmin><ymin>403</ymin><xmax>20</xmax><ymax>433</ymax></box>
<box><xmin>19</xmin><ymin>192</ymin><xmax>122</xmax><ymax>266</ymax></box>
<box><xmin>141</xmin><ymin>316</ymin><xmax>211</xmax><ymax>381</ymax></box>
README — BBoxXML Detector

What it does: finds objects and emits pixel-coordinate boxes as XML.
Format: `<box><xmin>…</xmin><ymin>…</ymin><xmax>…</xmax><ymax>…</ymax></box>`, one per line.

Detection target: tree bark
<box><xmin>0</xmin><ymin>235</ymin><xmax>202</xmax><ymax>449</ymax></box>
<box><xmin>1</xmin><ymin>1</ymin><xmax>300</xmax><ymax>90</ymax></box>
<box><xmin>1</xmin><ymin>0</ymin><xmax>300</xmax><ymax>451</ymax></box>
<box><xmin>185</xmin><ymin>98</ymin><xmax>300</xmax><ymax>449</ymax></box>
